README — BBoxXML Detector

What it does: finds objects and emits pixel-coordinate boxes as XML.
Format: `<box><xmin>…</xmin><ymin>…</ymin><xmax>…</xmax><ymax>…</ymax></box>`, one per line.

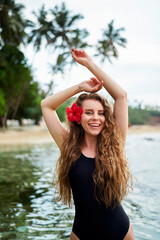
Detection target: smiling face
<box><xmin>79</xmin><ymin>99</ymin><xmax>106</xmax><ymax>137</ymax></box>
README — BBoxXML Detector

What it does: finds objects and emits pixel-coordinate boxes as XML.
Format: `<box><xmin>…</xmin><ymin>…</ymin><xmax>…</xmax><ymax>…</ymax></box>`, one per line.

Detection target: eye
<box><xmin>99</xmin><ymin>112</ymin><xmax>104</xmax><ymax>115</ymax></box>
<box><xmin>85</xmin><ymin>112</ymin><xmax>92</xmax><ymax>115</ymax></box>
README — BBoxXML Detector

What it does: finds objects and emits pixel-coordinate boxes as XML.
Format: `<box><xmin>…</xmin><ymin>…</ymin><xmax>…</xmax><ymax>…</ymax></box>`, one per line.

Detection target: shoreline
<box><xmin>127</xmin><ymin>124</ymin><xmax>160</xmax><ymax>135</ymax></box>
<box><xmin>0</xmin><ymin>125</ymin><xmax>160</xmax><ymax>147</ymax></box>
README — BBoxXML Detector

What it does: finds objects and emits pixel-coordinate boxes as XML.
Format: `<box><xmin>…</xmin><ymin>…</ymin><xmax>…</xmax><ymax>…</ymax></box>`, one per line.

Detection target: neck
<box><xmin>82</xmin><ymin>133</ymin><xmax>97</xmax><ymax>151</ymax></box>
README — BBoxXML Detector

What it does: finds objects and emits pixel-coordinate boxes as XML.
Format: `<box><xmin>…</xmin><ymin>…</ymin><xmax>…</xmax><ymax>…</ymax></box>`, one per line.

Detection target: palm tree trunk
<box><xmin>12</xmin><ymin>83</ymin><xmax>27</xmax><ymax>119</ymax></box>
<box><xmin>1</xmin><ymin>104</ymin><xmax>11</xmax><ymax>128</ymax></box>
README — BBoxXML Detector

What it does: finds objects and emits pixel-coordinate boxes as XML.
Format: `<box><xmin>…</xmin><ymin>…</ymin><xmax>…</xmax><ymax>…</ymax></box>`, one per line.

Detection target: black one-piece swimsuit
<box><xmin>68</xmin><ymin>153</ymin><xmax>130</xmax><ymax>240</ymax></box>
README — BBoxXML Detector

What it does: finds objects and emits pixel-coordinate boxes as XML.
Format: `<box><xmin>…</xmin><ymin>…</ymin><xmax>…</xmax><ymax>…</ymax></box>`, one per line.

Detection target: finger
<box><xmin>90</xmin><ymin>78</ymin><xmax>97</xmax><ymax>87</ymax></box>
<box><xmin>98</xmin><ymin>84</ymin><xmax>103</xmax><ymax>90</ymax></box>
<box><xmin>91</xmin><ymin>77</ymin><xmax>101</xmax><ymax>84</ymax></box>
<box><xmin>90</xmin><ymin>77</ymin><xmax>95</xmax><ymax>82</ymax></box>
<box><xmin>101</xmin><ymin>81</ymin><xmax>104</xmax><ymax>86</ymax></box>
<box><xmin>93</xmin><ymin>78</ymin><xmax>100</xmax><ymax>86</ymax></box>
<box><xmin>71</xmin><ymin>49</ymin><xmax>76</xmax><ymax>56</ymax></box>
<box><xmin>90</xmin><ymin>77</ymin><xmax>98</xmax><ymax>84</ymax></box>
<box><xmin>93</xmin><ymin>77</ymin><xmax>102</xmax><ymax>85</ymax></box>
<box><xmin>80</xmin><ymin>51</ymin><xmax>85</xmax><ymax>56</ymax></box>
<box><xmin>71</xmin><ymin>52</ymin><xmax>76</xmax><ymax>59</ymax></box>
<box><xmin>81</xmin><ymin>49</ymin><xmax>86</xmax><ymax>56</ymax></box>
<box><xmin>74</xmin><ymin>49</ymin><xmax>79</xmax><ymax>55</ymax></box>
<box><xmin>96</xmin><ymin>82</ymin><xmax>102</xmax><ymax>91</ymax></box>
<box><xmin>99</xmin><ymin>81</ymin><xmax>104</xmax><ymax>89</ymax></box>
<box><xmin>71</xmin><ymin>51</ymin><xmax>78</xmax><ymax>59</ymax></box>
<box><xmin>96</xmin><ymin>84</ymin><xmax>101</xmax><ymax>90</ymax></box>
<box><xmin>75</xmin><ymin>49</ymin><xmax>84</xmax><ymax>55</ymax></box>
<box><xmin>75</xmin><ymin>48</ymin><xmax>81</xmax><ymax>52</ymax></box>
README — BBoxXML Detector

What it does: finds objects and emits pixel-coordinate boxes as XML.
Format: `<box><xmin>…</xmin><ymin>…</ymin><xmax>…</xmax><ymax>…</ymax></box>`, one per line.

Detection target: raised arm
<box><xmin>71</xmin><ymin>48</ymin><xmax>128</xmax><ymax>143</ymax></box>
<box><xmin>41</xmin><ymin>85</ymin><xmax>80</xmax><ymax>150</ymax></box>
<box><xmin>41</xmin><ymin>77</ymin><xmax>103</xmax><ymax>150</ymax></box>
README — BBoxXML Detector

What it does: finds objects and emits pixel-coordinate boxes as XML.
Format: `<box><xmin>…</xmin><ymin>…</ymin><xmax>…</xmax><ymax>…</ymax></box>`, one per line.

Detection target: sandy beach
<box><xmin>0</xmin><ymin>124</ymin><xmax>160</xmax><ymax>147</ymax></box>
<box><xmin>127</xmin><ymin>124</ymin><xmax>160</xmax><ymax>135</ymax></box>
<box><xmin>0</xmin><ymin>125</ymin><xmax>53</xmax><ymax>145</ymax></box>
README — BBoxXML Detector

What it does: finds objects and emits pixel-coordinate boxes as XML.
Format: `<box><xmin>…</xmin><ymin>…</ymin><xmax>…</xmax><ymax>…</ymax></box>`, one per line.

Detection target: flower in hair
<box><xmin>66</xmin><ymin>103</ymin><xmax>83</xmax><ymax>122</ymax></box>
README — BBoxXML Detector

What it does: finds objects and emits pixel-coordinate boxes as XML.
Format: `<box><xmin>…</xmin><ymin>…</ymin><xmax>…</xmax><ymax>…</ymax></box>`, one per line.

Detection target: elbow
<box><xmin>123</xmin><ymin>90</ymin><xmax>127</xmax><ymax>99</ymax></box>
<box><xmin>41</xmin><ymin>99</ymin><xmax>46</xmax><ymax>109</ymax></box>
<box><xmin>41</xmin><ymin>99</ymin><xmax>56</xmax><ymax>111</ymax></box>
<box><xmin>121</xmin><ymin>90</ymin><xmax>127</xmax><ymax>99</ymax></box>
<box><xmin>116</xmin><ymin>90</ymin><xmax>127</xmax><ymax>100</ymax></box>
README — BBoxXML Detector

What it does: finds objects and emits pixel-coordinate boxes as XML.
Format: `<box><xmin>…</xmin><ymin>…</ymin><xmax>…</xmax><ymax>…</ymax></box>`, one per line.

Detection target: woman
<box><xmin>41</xmin><ymin>48</ymin><xmax>135</xmax><ymax>240</ymax></box>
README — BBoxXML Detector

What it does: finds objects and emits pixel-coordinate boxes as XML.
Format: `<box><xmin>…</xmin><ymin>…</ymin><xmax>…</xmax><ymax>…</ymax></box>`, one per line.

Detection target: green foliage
<box><xmin>28</xmin><ymin>2</ymin><xmax>90</xmax><ymax>74</ymax></box>
<box><xmin>27</xmin><ymin>4</ymin><xmax>53</xmax><ymax>51</ymax></box>
<box><xmin>17</xmin><ymin>82</ymin><xmax>45</xmax><ymax>125</ymax></box>
<box><xmin>0</xmin><ymin>45</ymin><xmax>31</xmax><ymax>104</ymax></box>
<box><xmin>146</xmin><ymin>109</ymin><xmax>160</xmax><ymax>117</ymax></box>
<box><xmin>128</xmin><ymin>105</ymin><xmax>160</xmax><ymax>125</ymax></box>
<box><xmin>56</xmin><ymin>97</ymin><xmax>76</xmax><ymax>122</ymax></box>
<box><xmin>0</xmin><ymin>45</ymin><xmax>44</xmax><ymax>127</ymax></box>
<box><xmin>95</xmin><ymin>20</ymin><xmax>127</xmax><ymax>63</ymax></box>
<box><xmin>0</xmin><ymin>0</ymin><xmax>30</xmax><ymax>47</ymax></box>
<box><xmin>128</xmin><ymin>107</ymin><xmax>150</xmax><ymax>125</ymax></box>
<box><xmin>0</xmin><ymin>89</ymin><xmax>6</xmax><ymax>116</ymax></box>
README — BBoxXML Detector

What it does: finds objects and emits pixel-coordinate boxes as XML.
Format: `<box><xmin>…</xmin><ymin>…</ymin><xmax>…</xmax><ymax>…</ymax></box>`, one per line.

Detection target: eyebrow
<box><xmin>84</xmin><ymin>109</ymin><xmax>104</xmax><ymax>112</ymax></box>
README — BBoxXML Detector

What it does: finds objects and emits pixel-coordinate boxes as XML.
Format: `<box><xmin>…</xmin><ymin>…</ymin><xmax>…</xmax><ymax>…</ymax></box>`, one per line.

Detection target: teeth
<box><xmin>89</xmin><ymin>124</ymin><xmax>100</xmax><ymax>127</ymax></box>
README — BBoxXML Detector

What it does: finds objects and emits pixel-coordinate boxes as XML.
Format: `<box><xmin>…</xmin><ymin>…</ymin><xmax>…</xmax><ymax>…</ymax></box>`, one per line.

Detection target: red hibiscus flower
<box><xmin>66</xmin><ymin>103</ymin><xmax>83</xmax><ymax>122</ymax></box>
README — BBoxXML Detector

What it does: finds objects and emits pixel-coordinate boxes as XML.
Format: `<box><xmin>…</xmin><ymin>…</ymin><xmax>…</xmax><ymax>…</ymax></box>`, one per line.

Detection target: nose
<box><xmin>92</xmin><ymin>113</ymin><xmax>99</xmax><ymax>120</ymax></box>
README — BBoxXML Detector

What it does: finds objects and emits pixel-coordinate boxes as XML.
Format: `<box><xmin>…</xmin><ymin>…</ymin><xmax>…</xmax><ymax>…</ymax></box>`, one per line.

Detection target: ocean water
<box><xmin>0</xmin><ymin>133</ymin><xmax>160</xmax><ymax>240</ymax></box>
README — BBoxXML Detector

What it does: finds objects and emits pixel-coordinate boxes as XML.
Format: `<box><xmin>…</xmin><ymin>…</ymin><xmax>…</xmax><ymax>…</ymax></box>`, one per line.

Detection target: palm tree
<box><xmin>28</xmin><ymin>2</ymin><xmax>89</xmax><ymax>74</ymax></box>
<box><xmin>0</xmin><ymin>0</ymin><xmax>30</xmax><ymax>47</ymax></box>
<box><xmin>48</xmin><ymin>2</ymin><xmax>89</xmax><ymax>49</ymax></box>
<box><xmin>28</xmin><ymin>5</ymin><xmax>54</xmax><ymax>51</ymax></box>
<box><xmin>95</xmin><ymin>20</ymin><xmax>127</xmax><ymax>63</ymax></box>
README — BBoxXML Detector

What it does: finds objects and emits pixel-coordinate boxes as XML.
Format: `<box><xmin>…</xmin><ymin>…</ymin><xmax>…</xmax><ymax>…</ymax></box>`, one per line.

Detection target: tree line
<box><xmin>1</xmin><ymin>0</ymin><xmax>159</xmax><ymax>128</ymax></box>
<box><xmin>128</xmin><ymin>104</ymin><xmax>160</xmax><ymax>125</ymax></box>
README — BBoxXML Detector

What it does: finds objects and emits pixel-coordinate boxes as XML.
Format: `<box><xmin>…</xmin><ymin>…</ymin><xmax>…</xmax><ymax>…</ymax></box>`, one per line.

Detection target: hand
<box><xmin>71</xmin><ymin>48</ymin><xmax>92</xmax><ymax>67</ymax></box>
<box><xmin>80</xmin><ymin>77</ymin><xmax>103</xmax><ymax>93</ymax></box>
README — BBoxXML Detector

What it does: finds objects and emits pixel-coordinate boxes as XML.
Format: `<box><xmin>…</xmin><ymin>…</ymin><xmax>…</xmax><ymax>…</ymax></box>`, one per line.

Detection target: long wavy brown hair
<box><xmin>53</xmin><ymin>93</ymin><xmax>133</xmax><ymax>208</ymax></box>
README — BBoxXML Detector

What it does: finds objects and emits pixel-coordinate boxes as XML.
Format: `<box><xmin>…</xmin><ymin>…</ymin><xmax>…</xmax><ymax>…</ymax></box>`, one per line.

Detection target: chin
<box><xmin>86</xmin><ymin>130</ymin><xmax>102</xmax><ymax>137</ymax></box>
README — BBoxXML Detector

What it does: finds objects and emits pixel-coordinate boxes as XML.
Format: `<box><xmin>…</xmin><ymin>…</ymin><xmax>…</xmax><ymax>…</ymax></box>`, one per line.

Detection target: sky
<box><xmin>17</xmin><ymin>0</ymin><xmax>160</xmax><ymax>106</ymax></box>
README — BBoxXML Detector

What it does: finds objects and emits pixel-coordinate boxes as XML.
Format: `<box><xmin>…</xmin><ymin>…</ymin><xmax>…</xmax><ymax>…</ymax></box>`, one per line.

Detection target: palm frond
<box><xmin>67</xmin><ymin>14</ymin><xmax>83</xmax><ymax>27</ymax></box>
<box><xmin>95</xmin><ymin>19</ymin><xmax>127</xmax><ymax>64</ymax></box>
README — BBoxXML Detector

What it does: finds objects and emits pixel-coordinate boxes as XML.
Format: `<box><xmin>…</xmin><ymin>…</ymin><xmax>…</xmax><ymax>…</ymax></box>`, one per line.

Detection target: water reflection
<box><xmin>0</xmin><ymin>144</ymin><xmax>74</xmax><ymax>239</ymax></box>
<box><xmin>0</xmin><ymin>135</ymin><xmax>160</xmax><ymax>240</ymax></box>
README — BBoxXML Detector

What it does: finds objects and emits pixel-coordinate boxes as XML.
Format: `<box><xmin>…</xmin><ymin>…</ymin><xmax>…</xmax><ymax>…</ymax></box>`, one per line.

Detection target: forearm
<box><xmin>86</xmin><ymin>61</ymin><xmax>127</xmax><ymax>100</ymax></box>
<box><xmin>41</xmin><ymin>84</ymin><xmax>81</xmax><ymax>110</ymax></box>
